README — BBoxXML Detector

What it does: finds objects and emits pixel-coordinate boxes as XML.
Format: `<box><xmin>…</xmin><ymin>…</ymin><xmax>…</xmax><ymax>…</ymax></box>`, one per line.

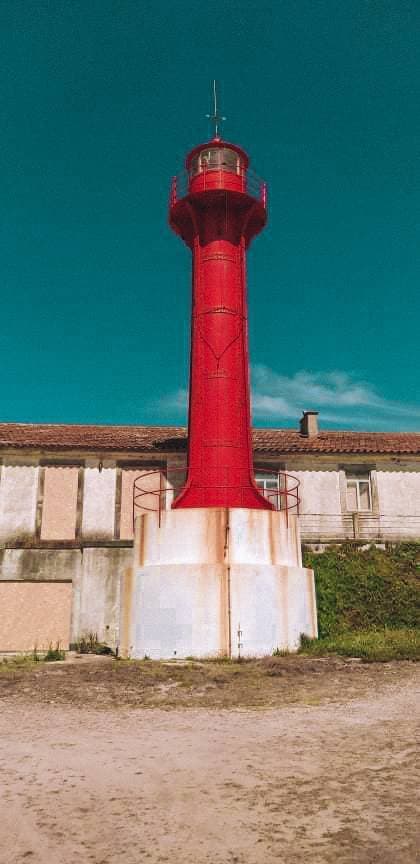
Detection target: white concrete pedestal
<box><xmin>120</xmin><ymin>508</ymin><xmax>317</xmax><ymax>659</ymax></box>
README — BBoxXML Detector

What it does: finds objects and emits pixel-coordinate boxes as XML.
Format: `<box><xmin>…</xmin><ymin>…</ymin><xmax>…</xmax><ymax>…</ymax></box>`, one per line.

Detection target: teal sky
<box><xmin>1</xmin><ymin>0</ymin><xmax>419</xmax><ymax>430</ymax></box>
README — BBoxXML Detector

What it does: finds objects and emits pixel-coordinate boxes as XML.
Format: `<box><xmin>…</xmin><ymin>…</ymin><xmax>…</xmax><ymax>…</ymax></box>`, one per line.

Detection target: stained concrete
<box><xmin>82</xmin><ymin>467</ymin><xmax>116</xmax><ymax>538</ymax></box>
<box><xmin>121</xmin><ymin>508</ymin><xmax>317</xmax><ymax>659</ymax></box>
<box><xmin>230</xmin><ymin>564</ymin><xmax>317</xmax><ymax>655</ymax></box>
<box><xmin>71</xmin><ymin>547</ymin><xmax>131</xmax><ymax>648</ymax></box>
<box><xmin>0</xmin><ymin>548</ymin><xmax>82</xmax><ymax>582</ymax></box>
<box><xmin>0</xmin><ymin>546</ymin><xmax>131</xmax><ymax>652</ymax></box>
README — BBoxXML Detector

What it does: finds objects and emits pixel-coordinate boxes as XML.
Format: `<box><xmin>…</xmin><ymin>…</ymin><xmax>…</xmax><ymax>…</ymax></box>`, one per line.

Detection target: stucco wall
<box><xmin>0</xmin><ymin>581</ymin><xmax>72</xmax><ymax>652</ymax></box>
<box><xmin>71</xmin><ymin>547</ymin><xmax>132</xmax><ymax>647</ymax></box>
<box><xmin>292</xmin><ymin>469</ymin><xmax>341</xmax><ymax>515</ymax></box>
<box><xmin>82</xmin><ymin>467</ymin><xmax>116</xmax><ymax>538</ymax></box>
<box><xmin>120</xmin><ymin>469</ymin><xmax>163</xmax><ymax>540</ymax></box>
<box><xmin>376</xmin><ymin>467</ymin><xmax>420</xmax><ymax>516</ymax></box>
<box><xmin>0</xmin><ymin>463</ymin><xmax>39</xmax><ymax>542</ymax></box>
<box><xmin>40</xmin><ymin>466</ymin><xmax>79</xmax><ymax>540</ymax></box>
<box><xmin>0</xmin><ymin>548</ymin><xmax>82</xmax><ymax>582</ymax></box>
<box><xmin>0</xmin><ymin>547</ymin><xmax>131</xmax><ymax>651</ymax></box>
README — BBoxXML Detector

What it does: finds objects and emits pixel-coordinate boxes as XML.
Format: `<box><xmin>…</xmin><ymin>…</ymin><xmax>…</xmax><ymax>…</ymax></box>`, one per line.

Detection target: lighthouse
<box><xmin>169</xmin><ymin>128</ymin><xmax>270</xmax><ymax>509</ymax></box>
<box><xmin>120</xmin><ymin>89</ymin><xmax>317</xmax><ymax>659</ymax></box>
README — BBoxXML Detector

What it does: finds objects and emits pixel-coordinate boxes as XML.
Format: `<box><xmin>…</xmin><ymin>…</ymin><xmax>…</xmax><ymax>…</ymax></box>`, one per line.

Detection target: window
<box><xmin>255</xmin><ymin>471</ymin><xmax>284</xmax><ymax>510</ymax></box>
<box><xmin>346</xmin><ymin>473</ymin><xmax>372</xmax><ymax>512</ymax></box>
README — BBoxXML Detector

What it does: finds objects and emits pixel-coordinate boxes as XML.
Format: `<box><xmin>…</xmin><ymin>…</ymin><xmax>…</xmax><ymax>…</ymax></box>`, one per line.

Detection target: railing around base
<box><xmin>133</xmin><ymin>467</ymin><xmax>300</xmax><ymax>529</ymax></box>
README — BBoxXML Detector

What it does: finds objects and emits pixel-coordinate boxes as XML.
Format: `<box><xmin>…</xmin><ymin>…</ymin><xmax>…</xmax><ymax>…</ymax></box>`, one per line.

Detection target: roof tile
<box><xmin>0</xmin><ymin>423</ymin><xmax>419</xmax><ymax>455</ymax></box>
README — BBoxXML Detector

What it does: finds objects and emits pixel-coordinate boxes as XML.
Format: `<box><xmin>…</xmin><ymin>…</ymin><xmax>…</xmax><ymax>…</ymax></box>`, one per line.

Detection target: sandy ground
<box><xmin>0</xmin><ymin>660</ymin><xmax>419</xmax><ymax>863</ymax></box>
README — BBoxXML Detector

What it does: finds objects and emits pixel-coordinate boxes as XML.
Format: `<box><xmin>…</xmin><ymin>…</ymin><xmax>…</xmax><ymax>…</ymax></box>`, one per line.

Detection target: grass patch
<box><xmin>0</xmin><ymin>641</ymin><xmax>66</xmax><ymax>671</ymax></box>
<box><xmin>303</xmin><ymin>543</ymin><xmax>420</xmax><ymax>638</ymax></box>
<box><xmin>0</xmin><ymin>655</ymin><xmax>38</xmax><ymax>676</ymax></box>
<box><xmin>0</xmin><ymin>654</ymin><xmax>38</xmax><ymax>667</ymax></box>
<box><xmin>299</xmin><ymin>628</ymin><xmax>420</xmax><ymax>662</ymax></box>
<box><xmin>1</xmin><ymin>651</ymin><xmax>418</xmax><ymax>709</ymax></box>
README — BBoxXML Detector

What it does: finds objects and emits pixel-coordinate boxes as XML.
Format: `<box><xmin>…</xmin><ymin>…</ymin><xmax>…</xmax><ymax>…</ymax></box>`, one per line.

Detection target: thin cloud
<box><xmin>154</xmin><ymin>388</ymin><xmax>188</xmax><ymax>417</ymax></box>
<box><xmin>154</xmin><ymin>367</ymin><xmax>420</xmax><ymax>431</ymax></box>
<box><xmin>252</xmin><ymin>365</ymin><xmax>420</xmax><ymax>429</ymax></box>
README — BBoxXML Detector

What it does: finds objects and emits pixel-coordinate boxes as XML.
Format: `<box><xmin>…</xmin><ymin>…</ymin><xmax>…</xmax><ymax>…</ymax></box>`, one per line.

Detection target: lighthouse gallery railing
<box><xmin>170</xmin><ymin>167</ymin><xmax>267</xmax><ymax>207</ymax></box>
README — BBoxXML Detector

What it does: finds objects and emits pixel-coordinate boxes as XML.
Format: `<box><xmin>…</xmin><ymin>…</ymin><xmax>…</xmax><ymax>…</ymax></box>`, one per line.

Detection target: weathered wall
<box><xmin>286</xmin><ymin>459</ymin><xmax>420</xmax><ymax>542</ymax></box>
<box><xmin>0</xmin><ymin>548</ymin><xmax>82</xmax><ymax>581</ymax></box>
<box><xmin>375</xmin><ymin>464</ymin><xmax>420</xmax><ymax>540</ymax></box>
<box><xmin>286</xmin><ymin>463</ymin><xmax>349</xmax><ymax>543</ymax></box>
<box><xmin>0</xmin><ymin>463</ymin><xmax>39</xmax><ymax>542</ymax></box>
<box><xmin>1</xmin><ymin>452</ymin><xmax>419</xmax><ymax>651</ymax></box>
<box><xmin>0</xmin><ymin>581</ymin><xmax>72</xmax><ymax>651</ymax></box>
<box><xmin>71</xmin><ymin>547</ymin><xmax>132</xmax><ymax>648</ymax></box>
<box><xmin>82</xmin><ymin>466</ymin><xmax>116</xmax><ymax>538</ymax></box>
<box><xmin>0</xmin><ymin>547</ymin><xmax>131</xmax><ymax>651</ymax></box>
<box><xmin>1</xmin><ymin>456</ymin><xmax>419</xmax><ymax>549</ymax></box>
<box><xmin>290</xmin><ymin>468</ymin><xmax>341</xmax><ymax>515</ymax></box>
<box><xmin>120</xmin><ymin>468</ymin><xmax>163</xmax><ymax>540</ymax></box>
<box><xmin>122</xmin><ymin>508</ymin><xmax>316</xmax><ymax>659</ymax></box>
<box><xmin>376</xmin><ymin>465</ymin><xmax>420</xmax><ymax>516</ymax></box>
<box><xmin>40</xmin><ymin>466</ymin><xmax>79</xmax><ymax>540</ymax></box>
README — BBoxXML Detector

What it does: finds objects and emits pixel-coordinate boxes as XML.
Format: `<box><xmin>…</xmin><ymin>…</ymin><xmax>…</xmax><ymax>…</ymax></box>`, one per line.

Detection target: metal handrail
<box><xmin>299</xmin><ymin>513</ymin><xmax>420</xmax><ymax>542</ymax></box>
<box><xmin>133</xmin><ymin>467</ymin><xmax>300</xmax><ymax>529</ymax></box>
<box><xmin>170</xmin><ymin>167</ymin><xmax>267</xmax><ymax>207</ymax></box>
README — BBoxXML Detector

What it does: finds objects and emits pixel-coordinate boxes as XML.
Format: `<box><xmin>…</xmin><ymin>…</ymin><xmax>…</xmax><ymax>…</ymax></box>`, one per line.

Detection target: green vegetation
<box><xmin>0</xmin><ymin>641</ymin><xmax>66</xmax><ymax>669</ymax></box>
<box><xmin>31</xmin><ymin>644</ymin><xmax>41</xmax><ymax>662</ymax></box>
<box><xmin>300</xmin><ymin>629</ymin><xmax>420</xmax><ymax>662</ymax></box>
<box><xmin>272</xmin><ymin>647</ymin><xmax>290</xmax><ymax>657</ymax></box>
<box><xmin>44</xmin><ymin>642</ymin><xmax>66</xmax><ymax>662</ymax></box>
<box><xmin>303</xmin><ymin>543</ymin><xmax>420</xmax><ymax>638</ymax></box>
<box><xmin>74</xmin><ymin>632</ymin><xmax>113</xmax><ymax>655</ymax></box>
<box><xmin>300</xmin><ymin>543</ymin><xmax>420</xmax><ymax>661</ymax></box>
<box><xmin>0</xmin><ymin>654</ymin><xmax>38</xmax><ymax>670</ymax></box>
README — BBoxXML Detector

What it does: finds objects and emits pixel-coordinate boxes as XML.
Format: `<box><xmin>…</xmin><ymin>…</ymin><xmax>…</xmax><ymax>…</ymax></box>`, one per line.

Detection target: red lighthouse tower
<box><xmin>122</xmin><ymin>89</ymin><xmax>318</xmax><ymax>660</ymax></box>
<box><xmin>169</xmin><ymin>91</ymin><xmax>272</xmax><ymax>510</ymax></box>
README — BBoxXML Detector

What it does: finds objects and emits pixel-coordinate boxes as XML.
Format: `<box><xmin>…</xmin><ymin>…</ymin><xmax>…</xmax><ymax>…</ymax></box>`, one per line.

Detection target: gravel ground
<box><xmin>0</xmin><ymin>658</ymin><xmax>419</xmax><ymax>863</ymax></box>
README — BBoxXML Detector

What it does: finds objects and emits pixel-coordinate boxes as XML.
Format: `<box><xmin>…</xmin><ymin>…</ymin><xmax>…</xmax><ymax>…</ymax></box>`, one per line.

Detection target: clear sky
<box><xmin>1</xmin><ymin>0</ymin><xmax>419</xmax><ymax>430</ymax></box>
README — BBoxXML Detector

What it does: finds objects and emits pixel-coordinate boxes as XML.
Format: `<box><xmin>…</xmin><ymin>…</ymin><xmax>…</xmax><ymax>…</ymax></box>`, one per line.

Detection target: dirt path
<box><xmin>1</xmin><ymin>663</ymin><xmax>419</xmax><ymax>864</ymax></box>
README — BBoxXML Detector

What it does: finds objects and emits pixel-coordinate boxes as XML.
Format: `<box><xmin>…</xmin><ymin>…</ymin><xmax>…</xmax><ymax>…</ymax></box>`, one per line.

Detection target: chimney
<box><xmin>300</xmin><ymin>410</ymin><xmax>319</xmax><ymax>437</ymax></box>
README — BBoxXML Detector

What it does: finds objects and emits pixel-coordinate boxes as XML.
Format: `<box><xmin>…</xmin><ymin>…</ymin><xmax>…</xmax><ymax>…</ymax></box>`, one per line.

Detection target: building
<box><xmin>1</xmin><ymin>412</ymin><xmax>419</xmax><ymax>653</ymax></box>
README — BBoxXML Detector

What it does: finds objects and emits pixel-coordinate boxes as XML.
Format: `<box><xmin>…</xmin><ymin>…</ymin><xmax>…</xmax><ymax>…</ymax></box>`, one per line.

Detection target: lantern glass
<box><xmin>190</xmin><ymin>148</ymin><xmax>243</xmax><ymax>177</ymax></box>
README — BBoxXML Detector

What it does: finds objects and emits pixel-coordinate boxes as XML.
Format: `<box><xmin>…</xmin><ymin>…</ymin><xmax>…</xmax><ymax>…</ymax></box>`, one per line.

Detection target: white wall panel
<box><xmin>0</xmin><ymin>464</ymin><xmax>39</xmax><ymax>541</ymax></box>
<box><xmin>82</xmin><ymin>467</ymin><xmax>116</xmax><ymax>538</ymax></box>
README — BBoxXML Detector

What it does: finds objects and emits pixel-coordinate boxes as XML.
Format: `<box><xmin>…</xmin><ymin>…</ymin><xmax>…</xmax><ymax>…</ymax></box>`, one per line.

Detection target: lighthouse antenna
<box><xmin>206</xmin><ymin>79</ymin><xmax>226</xmax><ymax>139</ymax></box>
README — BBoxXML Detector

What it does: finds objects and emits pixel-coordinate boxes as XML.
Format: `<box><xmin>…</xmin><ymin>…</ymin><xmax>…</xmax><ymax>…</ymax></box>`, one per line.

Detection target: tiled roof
<box><xmin>0</xmin><ymin>423</ymin><xmax>419</xmax><ymax>455</ymax></box>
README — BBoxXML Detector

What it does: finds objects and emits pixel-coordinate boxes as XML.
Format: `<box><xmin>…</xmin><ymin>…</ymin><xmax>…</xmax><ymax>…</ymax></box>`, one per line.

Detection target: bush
<box><xmin>303</xmin><ymin>543</ymin><xmax>420</xmax><ymax>638</ymax></box>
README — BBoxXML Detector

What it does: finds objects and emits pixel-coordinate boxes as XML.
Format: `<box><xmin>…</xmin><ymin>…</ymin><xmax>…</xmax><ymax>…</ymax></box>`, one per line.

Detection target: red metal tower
<box><xmin>169</xmin><ymin>128</ymin><xmax>272</xmax><ymax>510</ymax></box>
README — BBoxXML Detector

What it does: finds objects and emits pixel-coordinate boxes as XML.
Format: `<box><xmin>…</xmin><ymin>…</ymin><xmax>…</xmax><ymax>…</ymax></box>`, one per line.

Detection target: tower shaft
<box><xmin>170</xmin><ymin>139</ymin><xmax>271</xmax><ymax>509</ymax></box>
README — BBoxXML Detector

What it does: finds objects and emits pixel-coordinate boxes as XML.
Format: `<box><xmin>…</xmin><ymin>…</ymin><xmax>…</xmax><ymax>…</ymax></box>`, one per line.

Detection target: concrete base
<box><xmin>120</xmin><ymin>508</ymin><xmax>317</xmax><ymax>659</ymax></box>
